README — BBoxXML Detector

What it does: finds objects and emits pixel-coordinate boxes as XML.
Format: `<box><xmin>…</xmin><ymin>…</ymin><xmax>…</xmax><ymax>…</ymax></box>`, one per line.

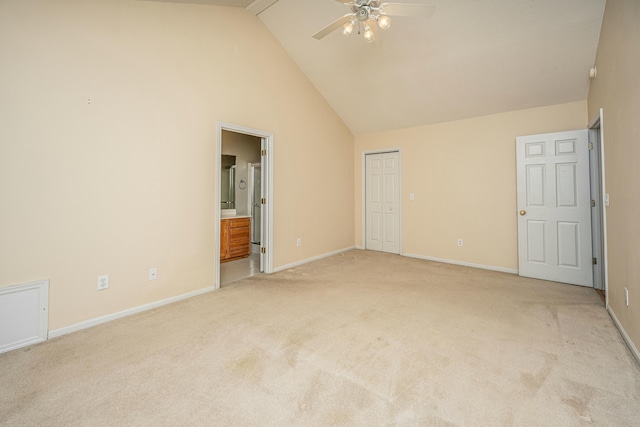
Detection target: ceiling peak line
<box><xmin>247</xmin><ymin>0</ymin><xmax>280</xmax><ymax>16</ymax></box>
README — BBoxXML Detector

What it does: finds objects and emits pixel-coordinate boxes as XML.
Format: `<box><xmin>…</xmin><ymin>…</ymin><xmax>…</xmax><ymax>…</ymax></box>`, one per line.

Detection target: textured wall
<box><xmin>0</xmin><ymin>0</ymin><xmax>354</xmax><ymax>330</ymax></box>
<box><xmin>587</xmin><ymin>0</ymin><xmax>640</xmax><ymax>355</ymax></box>
<box><xmin>354</xmin><ymin>101</ymin><xmax>587</xmax><ymax>271</ymax></box>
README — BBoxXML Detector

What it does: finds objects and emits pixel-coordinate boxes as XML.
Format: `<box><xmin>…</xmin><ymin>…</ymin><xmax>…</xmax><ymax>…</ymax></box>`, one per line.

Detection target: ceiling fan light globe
<box><xmin>377</xmin><ymin>15</ymin><xmax>391</xmax><ymax>30</ymax></box>
<box><xmin>363</xmin><ymin>26</ymin><xmax>375</xmax><ymax>42</ymax></box>
<box><xmin>342</xmin><ymin>21</ymin><xmax>354</xmax><ymax>36</ymax></box>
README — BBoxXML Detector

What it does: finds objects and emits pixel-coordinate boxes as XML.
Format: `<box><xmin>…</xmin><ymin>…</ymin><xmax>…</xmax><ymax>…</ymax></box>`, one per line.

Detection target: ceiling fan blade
<box><xmin>334</xmin><ymin>0</ymin><xmax>353</xmax><ymax>4</ymax></box>
<box><xmin>380</xmin><ymin>3</ymin><xmax>435</xmax><ymax>18</ymax></box>
<box><xmin>313</xmin><ymin>14</ymin><xmax>355</xmax><ymax>40</ymax></box>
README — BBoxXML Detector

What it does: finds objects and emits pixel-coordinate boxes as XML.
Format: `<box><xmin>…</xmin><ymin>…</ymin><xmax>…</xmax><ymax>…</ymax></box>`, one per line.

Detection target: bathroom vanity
<box><xmin>220</xmin><ymin>216</ymin><xmax>251</xmax><ymax>262</ymax></box>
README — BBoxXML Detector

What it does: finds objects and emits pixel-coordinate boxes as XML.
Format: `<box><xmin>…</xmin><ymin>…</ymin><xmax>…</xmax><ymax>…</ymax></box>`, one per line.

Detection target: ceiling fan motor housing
<box><xmin>356</xmin><ymin>7</ymin><xmax>370</xmax><ymax>21</ymax></box>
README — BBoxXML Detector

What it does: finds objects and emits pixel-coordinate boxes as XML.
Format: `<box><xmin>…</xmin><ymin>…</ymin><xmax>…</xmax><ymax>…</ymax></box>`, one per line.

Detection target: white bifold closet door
<box><xmin>366</xmin><ymin>152</ymin><xmax>400</xmax><ymax>254</ymax></box>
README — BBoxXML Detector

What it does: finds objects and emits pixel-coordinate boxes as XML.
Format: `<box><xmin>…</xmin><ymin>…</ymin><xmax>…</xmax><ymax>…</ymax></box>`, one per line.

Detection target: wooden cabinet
<box><xmin>220</xmin><ymin>217</ymin><xmax>251</xmax><ymax>262</ymax></box>
<box><xmin>220</xmin><ymin>219</ymin><xmax>230</xmax><ymax>260</ymax></box>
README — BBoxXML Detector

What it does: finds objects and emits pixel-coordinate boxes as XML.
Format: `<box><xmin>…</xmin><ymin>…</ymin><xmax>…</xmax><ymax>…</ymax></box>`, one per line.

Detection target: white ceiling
<box><xmin>147</xmin><ymin>0</ymin><xmax>607</xmax><ymax>135</ymax></box>
<box><xmin>143</xmin><ymin>0</ymin><xmax>254</xmax><ymax>6</ymax></box>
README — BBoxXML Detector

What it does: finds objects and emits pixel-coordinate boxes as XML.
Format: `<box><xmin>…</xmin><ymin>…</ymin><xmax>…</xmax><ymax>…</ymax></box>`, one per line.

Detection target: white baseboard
<box><xmin>273</xmin><ymin>246</ymin><xmax>355</xmax><ymax>273</ymax></box>
<box><xmin>48</xmin><ymin>286</ymin><xmax>216</xmax><ymax>339</ymax></box>
<box><xmin>402</xmin><ymin>253</ymin><xmax>518</xmax><ymax>275</ymax></box>
<box><xmin>46</xmin><ymin>250</ymin><xmax>515</xmax><ymax>339</ymax></box>
<box><xmin>47</xmin><ymin>247</ymin><xmax>349</xmax><ymax>339</ymax></box>
<box><xmin>607</xmin><ymin>306</ymin><xmax>640</xmax><ymax>366</ymax></box>
<box><xmin>355</xmin><ymin>245</ymin><xmax>365</xmax><ymax>250</ymax></box>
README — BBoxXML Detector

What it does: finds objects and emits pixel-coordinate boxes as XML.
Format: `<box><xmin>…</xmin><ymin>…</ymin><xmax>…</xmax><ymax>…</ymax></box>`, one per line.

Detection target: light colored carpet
<box><xmin>1</xmin><ymin>250</ymin><xmax>639</xmax><ymax>426</ymax></box>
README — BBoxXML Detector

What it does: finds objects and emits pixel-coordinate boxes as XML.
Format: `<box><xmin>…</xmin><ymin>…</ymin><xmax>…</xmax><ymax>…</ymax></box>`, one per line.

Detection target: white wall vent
<box><xmin>0</xmin><ymin>280</ymin><xmax>49</xmax><ymax>354</ymax></box>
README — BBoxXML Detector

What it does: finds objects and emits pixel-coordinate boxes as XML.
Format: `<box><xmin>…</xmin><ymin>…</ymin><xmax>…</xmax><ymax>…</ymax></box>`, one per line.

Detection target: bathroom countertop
<box><xmin>220</xmin><ymin>215</ymin><xmax>251</xmax><ymax>219</ymax></box>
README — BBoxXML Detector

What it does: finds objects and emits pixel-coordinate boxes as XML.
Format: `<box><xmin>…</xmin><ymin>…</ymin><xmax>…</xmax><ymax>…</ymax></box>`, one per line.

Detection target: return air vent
<box><xmin>0</xmin><ymin>280</ymin><xmax>49</xmax><ymax>353</ymax></box>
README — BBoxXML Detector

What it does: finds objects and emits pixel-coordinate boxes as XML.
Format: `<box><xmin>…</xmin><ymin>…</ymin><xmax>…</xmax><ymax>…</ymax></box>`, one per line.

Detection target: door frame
<box><xmin>361</xmin><ymin>148</ymin><xmax>403</xmax><ymax>253</ymax></box>
<box><xmin>588</xmin><ymin>108</ymin><xmax>609</xmax><ymax>303</ymax></box>
<box><xmin>215</xmin><ymin>122</ymin><xmax>274</xmax><ymax>289</ymax></box>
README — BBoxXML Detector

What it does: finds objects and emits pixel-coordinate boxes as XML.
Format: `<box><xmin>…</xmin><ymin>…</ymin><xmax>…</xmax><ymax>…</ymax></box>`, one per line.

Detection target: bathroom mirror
<box><xmin>221</xmin><ymin>155</ymin><xmax>236</xmax><ymax>209</ymax></box>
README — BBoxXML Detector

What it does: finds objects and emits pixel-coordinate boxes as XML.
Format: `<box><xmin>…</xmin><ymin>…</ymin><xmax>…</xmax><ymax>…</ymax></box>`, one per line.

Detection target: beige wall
<box><xmin>354</xmin><ymin>101</ymin><xmax>587</xmax><ymax>271</ymax></box>
<box><xmin>587</xmin><ymin>0</ymin><xmax>640</xmax><ymax>353</ymax></box>
<box><xmin>0</xmin><ymin>0</ymin><xmax>354</xmax><ymax>330</ymax></box>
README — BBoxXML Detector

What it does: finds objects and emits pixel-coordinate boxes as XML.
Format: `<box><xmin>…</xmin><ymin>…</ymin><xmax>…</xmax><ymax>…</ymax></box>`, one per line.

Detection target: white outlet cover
<box><xmin>149</xmin><ymin>268</ymin><xmax>158</xmax><ymax>280</ymax></box>
<box><xmin>97</xmin><ymin>274</ymin><xmax>109</xmax><ymax>290</ymax></box>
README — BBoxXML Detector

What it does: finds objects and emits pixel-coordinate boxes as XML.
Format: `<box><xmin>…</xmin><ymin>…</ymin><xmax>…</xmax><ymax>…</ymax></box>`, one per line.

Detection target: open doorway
<box><xmin>216</xmin><ymin>123</ymin><xmax>273</xmax><ymax>289</ymax></box>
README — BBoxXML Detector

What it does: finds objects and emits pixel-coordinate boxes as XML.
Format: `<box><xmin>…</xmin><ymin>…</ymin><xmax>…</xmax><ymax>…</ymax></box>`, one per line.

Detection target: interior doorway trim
<box><xmin>360</xmin><ymin>147</ymin><xmax>403</xmax><ymax>254</ymax></box>
<box><xmin>215</xmin><ymin>122</ymin><xmax>274</xmax><ymax>289</ymax></box>
<box><xmin>588</xmin><ymin>108</ymin><xmax>609</xmax><ymax>306</ymax></box>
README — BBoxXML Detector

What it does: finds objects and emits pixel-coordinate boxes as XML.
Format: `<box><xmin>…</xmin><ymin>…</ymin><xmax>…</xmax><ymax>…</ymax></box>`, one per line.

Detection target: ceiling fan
<box><xmin>313</xmin><ymin>0</ymin><xmax>435</xmax><ymax>42</ymax></box>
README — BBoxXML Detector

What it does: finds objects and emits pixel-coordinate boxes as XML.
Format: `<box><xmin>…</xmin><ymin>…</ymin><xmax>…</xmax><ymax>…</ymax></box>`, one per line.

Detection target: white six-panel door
<box><xmin>516</xmin><ymin>130</ymin><xmax>593</xmax><ymax>287</ymax></box>
<box><xmin>366</xmin><ymin>152</ymin><xmax>400</xmax><ymax>254</ymax></box>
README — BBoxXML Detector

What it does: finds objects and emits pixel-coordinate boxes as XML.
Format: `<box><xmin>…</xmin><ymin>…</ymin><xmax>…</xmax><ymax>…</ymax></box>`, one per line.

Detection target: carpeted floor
<box><xmin>1</xmin><ymin>250</ymin><xmax>639</xmax><ymax>426</ymax></box>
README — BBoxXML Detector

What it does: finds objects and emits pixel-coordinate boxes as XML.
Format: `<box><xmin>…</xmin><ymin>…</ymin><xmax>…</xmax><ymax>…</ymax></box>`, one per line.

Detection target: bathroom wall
<box><xmin>221</xmin><ymin>130</ymin><xmax>261</xmax><ymax>216</ymax></box>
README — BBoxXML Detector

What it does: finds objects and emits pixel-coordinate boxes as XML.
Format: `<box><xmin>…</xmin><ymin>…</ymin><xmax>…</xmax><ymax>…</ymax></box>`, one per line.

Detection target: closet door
<box><xmin>365</xmin><ymin>152</ymin><xmax>400</xmax><ymax>254</ymax></box>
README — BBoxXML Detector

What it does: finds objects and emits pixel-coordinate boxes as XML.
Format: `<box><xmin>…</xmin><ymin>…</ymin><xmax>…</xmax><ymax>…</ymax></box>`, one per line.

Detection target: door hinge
<box><xmin>588</xmin><ymin>142</ymin><xmax>594</xmax><ymax>150</ymax></box>
<box><xmin>261</xmin><ymin>247</ymin><xmax>266</xmax><ymax>254</ymax></box>
<box><xmin>261</xmin><ymin>149</ymin><xmax>266</xmax><ymax>156</ymax></box>
<box><xmin>261</xmin><ymin>198</ymin><xmax>266</xmax><ymax>205</ymax></box>
<box><xmin>593</xmin><ymin>257</ymin><xmax>597</xmax><ymax>265</ymax></box>
<box><xmin>591</xmin><ymin>200</ymin><xmax>596</xmax><ymax>207</ymax></box>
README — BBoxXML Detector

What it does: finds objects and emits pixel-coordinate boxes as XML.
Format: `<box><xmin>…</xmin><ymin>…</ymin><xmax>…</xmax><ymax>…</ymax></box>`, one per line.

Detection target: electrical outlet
<box><xmin>149</xmin><ymin>268</ymin><xmax>158</xmax><ymax>281</ymax></box>
<box><xmin>297</xmin><ymin>238</ymin><xmax>302</xmax><ymax>247</ymax></box>
<box><xmin>457</xmin><ymin>239</ymin><xmax>463</xmax><ymax>247</ymax></box>
<box><xmin>625</xmin><ymin>287</ymin><xmax>629</xmax><ymax>306</ymax></box>
<box><xmin>97</xmin><ymin>274</ymin><xmax>109</xmax><ymax>290</ymax></box>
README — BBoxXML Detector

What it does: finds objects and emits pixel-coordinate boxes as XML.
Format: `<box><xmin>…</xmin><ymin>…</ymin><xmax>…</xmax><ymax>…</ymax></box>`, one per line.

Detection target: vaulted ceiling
<box><xmin>145</xmin><ymin>0</ymin><xmax>607</xmax><ymax>134</ymax></box>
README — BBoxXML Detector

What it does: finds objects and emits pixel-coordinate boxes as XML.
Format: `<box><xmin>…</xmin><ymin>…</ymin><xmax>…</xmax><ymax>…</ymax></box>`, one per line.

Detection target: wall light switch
<box><xmin>409</xmin><ymin>193</ymin><xmax>415</xmax><ymax>200</ymax></box>
<box><xmin>625</xmin><ymin>287</ymin><xmax>629</xmax><ymax>306</ymax></box>
<box><xmin>604</xmin><ymin>193</ymin><xmax>610</xmax><ymax>207</ymax></box>
<box><xmin>149</xmin><ymin>268</ymin><xmax>158</xmax><ymax>281</ymax></box>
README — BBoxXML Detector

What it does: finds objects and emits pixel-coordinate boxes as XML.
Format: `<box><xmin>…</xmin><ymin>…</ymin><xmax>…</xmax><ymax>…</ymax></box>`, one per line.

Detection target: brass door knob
<box><xmin>519</xmin><ymin>210</ymin><xmax>527</xmax><ymax>216</ymax></box>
